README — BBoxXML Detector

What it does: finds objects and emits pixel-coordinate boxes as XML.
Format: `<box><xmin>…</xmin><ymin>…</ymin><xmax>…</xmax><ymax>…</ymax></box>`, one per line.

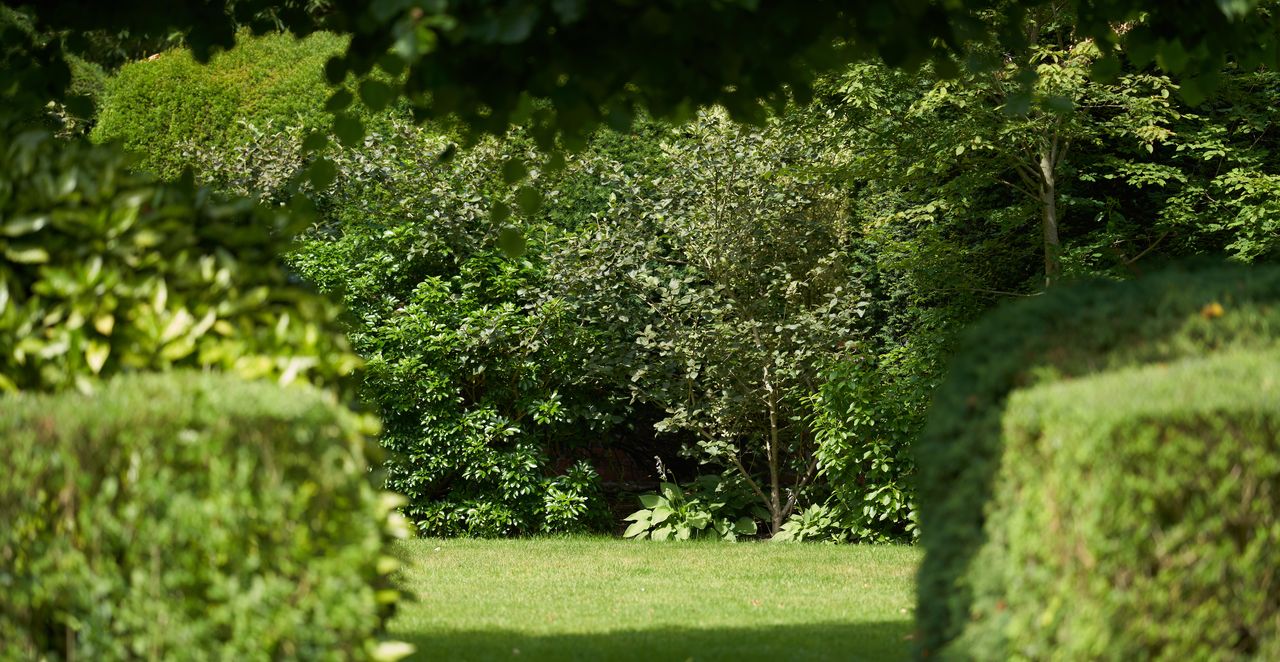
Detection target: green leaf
<box><xmin>324</xmin><ymin>56</ymin><xmax>347</xmax><ymax>84</ymax></box>
<box><xmin>325</xmin><ymin>89</ymin><xmax>354</xmax><ymax>112</ymax></box>
<box><xmin>1002</xmin><ymin>91</ymin><xmax>1032</xmax><ymax>117</ymax></box>
<box><xmin>5</xmin><ymin>246</ymin><xmax>49</xmax><ymax>263</ymax></box>
<box><xmin>514</xmin><ymin>185</ymin><xmax>542</xmax><ymax>214</ymax></box>
<box><xmin>85</xmin><ymin>340</ymin><xmax>110</xmax><ymax>374</ymax></box>
<box><xmin>502</xmin><ymin>158</ymin><xmax>529</xmax><ymax>184</ymax></box>
<box><xmin>302</xmin><ymin>131</ymin><xmax>329</xmax><ymax>152</ymax></box>
<box><xmin>623</xmin><ymin>509</ymin><xmax>651</xmax><ymax>523</ymax></box>
<box><xmin>734</xmin><ymin>517</ymin><xmax>758</xmax><ymax>535</ymax></box>
<box><xmin>659</xmin><ymin>482</ymin><xmax>680</xmax><ymax>502</ymax></box>
<box><xmin>1</xmin><ymin>215</ymin><xmax>48</xmax><ymax>236</ymax></box>
<box><xmin>308</xmin><ymin>158</ymin><xmax>339</xmax><ymax>190</ymax></box>
<box><xmin>334</xmin><ymin>114</ymin><xmax>365</xmax><ymax>147</ymax></box>
<box><xmin>623</xmin><ymin>520</ymin><xmax>650</xmax><ymax>538</ymax></box>
<box><xmin>545</xmin><ymin>150</ymin><xmax>567</xmax><ymax>173</ymax></box>
<box><xmin>359</xmin><ymin>79</ymin><xmax>396</xmax><ymax>112</ymax></box>
<box><xmin>649</xmin><ymin>505</ymin><xmax>673</xmax><ymax>525</ymax></box>
<box><xmin>638</xmin><ymin>494</ymin><xmax>664</xmax><ymax>509</ymax></box>
<box><xmin>496</xmin><ymin>226</ymin><xmax>527</xmax><ymax>258</ymax></box>
<box><xmin>651</xmin><ymin>525</ymin><xmax>673</xmax><ymax>541</ymax></box>
<box><xmin>490</xmin><ymin>201</ymin><xmax>512</xmax><ymax>224</ymax></box>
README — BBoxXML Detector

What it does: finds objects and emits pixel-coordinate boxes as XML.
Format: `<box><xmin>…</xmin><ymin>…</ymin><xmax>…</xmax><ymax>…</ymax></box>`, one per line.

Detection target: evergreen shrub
<box><xmin>954</xmin><ymin>352</ymin><xmax>1280</xmax><ymax>659</ymax></box>
<box><xmin>915</xmin><ymin>263</ymin><xmax>1280</xmax><ymax>657</ymax></box>
<box><xmin>0</xmin><ymin>372</ymin><xmax>412</xmax><ymax>661</ymax></box>
<box><xmin>0</xmin><ymin>124</ymin><xmax>360</xmax><ymax>394</ymax></box>
<box><xmin>91</xmin><ymin>31</ymin><xmax>347</xmax><ymax>179</ymax></box>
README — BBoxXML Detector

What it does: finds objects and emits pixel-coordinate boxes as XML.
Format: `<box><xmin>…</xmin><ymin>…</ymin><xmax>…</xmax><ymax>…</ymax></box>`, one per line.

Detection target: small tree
<box><xmin>553</xmin><ymin>111</ymin><xmax>868</xmax><ymax>535</ymax></box>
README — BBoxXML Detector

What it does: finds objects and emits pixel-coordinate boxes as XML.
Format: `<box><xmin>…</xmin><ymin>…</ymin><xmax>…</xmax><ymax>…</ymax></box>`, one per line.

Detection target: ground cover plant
<box><xmin>389</xmin><ymin>537</ymin><xmax>920</xmax><ymax>661</ymax></box>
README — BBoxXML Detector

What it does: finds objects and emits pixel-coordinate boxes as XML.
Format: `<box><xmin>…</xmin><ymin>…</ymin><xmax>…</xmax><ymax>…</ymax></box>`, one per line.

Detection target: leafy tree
<box><xmin>835</xmin><ymin>8</ymin><xmax>1185</xmax><ymax>287</ymax></box>
<box><xmin>551</xmin><ymin>111</ymin><xmax>869</xmax><ymax>535</ymax></box>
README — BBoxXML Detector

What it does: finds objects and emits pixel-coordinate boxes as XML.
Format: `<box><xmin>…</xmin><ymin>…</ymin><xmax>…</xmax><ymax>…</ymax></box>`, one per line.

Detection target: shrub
<box><xmin>91</xmin><ymin>31</ymin><xmax>348</xmax><ymax>179</ymax></box>
<box><xmin>0</xmin><ymin>372</ymin><xmax>412</xmax><ymax>661</ymax></box>
<box><xmin>0</xmin><ymin>124</ymin><xmax>360</xmax><ymax>394</ymax></box>
<box><xmin>289</xmin><ymin>126</ymin><xmax>616</xmax><ymax>536</ymax></box>
<box><xmin>810</xmin><ymin>357</ymin><xmax>923</xmax><ymax>543</ymax></box>
<box><xmin>948</xmin><ymin>351</ymin><xmax>1280</xmax><ymax>659</ymax></box>
<box><xmin>915</xmin><ymin>262</ymin><xmax>1280</xmax><ymax>657</ymax></box>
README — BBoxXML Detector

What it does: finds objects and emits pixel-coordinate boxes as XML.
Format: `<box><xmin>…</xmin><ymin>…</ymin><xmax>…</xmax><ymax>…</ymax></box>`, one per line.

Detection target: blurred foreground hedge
<box><xmin>961</xmin><ymin>352</ymin><xmax>1280</xmax><ymax>659</ymax></box>
<box><xmin>915</xmin><ymin>263</ymin><xmax>1280</xmax><ymax>658</ymax></box>
<box><xmin>0</xmin><ymin>372</ymin><xmax>413</xmax><ymax>661</ymax></box>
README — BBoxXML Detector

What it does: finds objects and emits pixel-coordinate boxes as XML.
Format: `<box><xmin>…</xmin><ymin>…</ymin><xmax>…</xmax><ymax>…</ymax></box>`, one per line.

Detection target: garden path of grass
<box><xmin>390</xmin><ymin>537</ymin><xmax>920</xmax><ymax>661</ymax></box>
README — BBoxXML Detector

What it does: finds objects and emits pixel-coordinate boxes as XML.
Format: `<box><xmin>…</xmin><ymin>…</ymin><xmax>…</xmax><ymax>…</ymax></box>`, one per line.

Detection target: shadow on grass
<box><xmin>399</xmin><ymin>620</ymin><xmax>913</xmax><ymax>662</ymax></box>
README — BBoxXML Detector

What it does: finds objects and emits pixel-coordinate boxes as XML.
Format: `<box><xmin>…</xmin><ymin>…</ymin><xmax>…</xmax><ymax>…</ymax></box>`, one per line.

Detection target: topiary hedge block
<box><xmin>0</xmin><ymin>372</ymin><xmax>412</xmax><ymax>661</ymax></box>
<box><xmin>915</xmin><ymin>263</ymin><xmax>1280</xmax><ymax>657</ymax></box>
<box><xmin>954</xmin><ymin>351</ymin><xmax>1280</xmax><ymax>659</ymax></box>
<box><xmin>91</xmin><ymin>31</ymin><xmax>347</xmax><ymax>180</ymax></box>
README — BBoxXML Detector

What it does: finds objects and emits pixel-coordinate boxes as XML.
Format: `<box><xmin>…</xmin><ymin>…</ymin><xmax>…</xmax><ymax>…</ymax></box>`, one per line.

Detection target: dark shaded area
<box><xmin>399</xmin><ymin>621</ymin><xmax>912</xmax><ymax>662</ymax></box>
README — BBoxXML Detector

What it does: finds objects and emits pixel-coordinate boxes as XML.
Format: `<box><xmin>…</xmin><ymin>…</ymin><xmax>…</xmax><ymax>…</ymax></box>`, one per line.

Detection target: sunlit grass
<box><xmin>390</xmin><ymin>536</ymin><xmax>920</xmax><ymax>661</ymax></box>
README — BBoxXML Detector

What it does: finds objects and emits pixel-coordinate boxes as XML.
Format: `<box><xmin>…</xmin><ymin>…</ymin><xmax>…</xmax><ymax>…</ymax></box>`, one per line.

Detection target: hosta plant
<box><xmin>623</xmin><ymin>477</ymin><xmax>760</xmax><ymax>542</ymax></box>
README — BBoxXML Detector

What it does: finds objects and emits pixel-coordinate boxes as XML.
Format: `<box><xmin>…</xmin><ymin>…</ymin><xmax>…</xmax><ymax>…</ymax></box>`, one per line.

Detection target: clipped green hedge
<box><xmin>0</xmin><ymin>372</ymin><xmax>412</xmax><ymax>661</ymax></box>
<box><xmin>955</xmin><ymin>352</ymin><xmax>1280</xmax><ymax>659</ymax></box>
<box><xmin>915</xmin><ymin>263</ymin><xmax>1280</xmax><ymax>658</ymax></box>
<box><xmin>0</xmin><ymin>121</ymin><xmax>360</xmax><ymax>394</ymax></box>
<box><xmin>91</xmin><ymin>31</ymin><xmax>346</xmax><ymax>179</ymax></box>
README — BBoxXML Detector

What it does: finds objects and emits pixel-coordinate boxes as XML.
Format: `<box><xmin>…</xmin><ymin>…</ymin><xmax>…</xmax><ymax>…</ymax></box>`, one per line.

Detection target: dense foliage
<box><xmin>9</xmin><ymin>0</ymin><xmax>1280</xmax><ymax>153</ymax></box>
<box><xmin>289</xmin><ymin>125</ymin><xmax>618</xmax><ymax>536</ymax></box>
<box><xmin>86</xmin><ymin>14</ymin><xmax>1280</xmax><ymax>546</ymax></box>
<box><xmin>0</xmin><ymin>372</ymin><xmax>411</xmax><ymax>661</ymax></box>
<box><xmin>551</xmin><ymin>110</ymin><xmax>869</xmax><ymax>534</ymax></box>
<box><xmin>956</xmin><ymin>352</ymin><xmax>1280</xmax><ymax>659</ymax></box>
<box><xmin>92</xmin><ymin>30</ymin><xmax>350</xmax><ymax>179</ymax></box>
<box><xmin>914</xmin><ymin>263</ymin><xmax>1280</xmax><ymax>656</ymax></box>
<box><xmin>0</xmin><ymin>123</ymin><xmax>360</xmax><ymax>394</ymax></box>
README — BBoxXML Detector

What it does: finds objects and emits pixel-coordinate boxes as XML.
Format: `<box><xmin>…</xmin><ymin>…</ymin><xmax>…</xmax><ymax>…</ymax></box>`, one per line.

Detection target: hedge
<box><xmin>915</xmin><ymin>262</ymin><xmax>1280</xmax><ymax>657</ymax></box>
<box><xmin>0</xmin><ymin>372</ymin><xmax>413</xmax><ymax>661</ymax></box>
<box><xmin>955</xmin><ymin>351</ymin><xmax>1280</xmax><ymax>659</ymax></box>
<box><xmin>91</xmin><ymin>31</ymin><xmax>348</xmax><ymax>179</ymax></box>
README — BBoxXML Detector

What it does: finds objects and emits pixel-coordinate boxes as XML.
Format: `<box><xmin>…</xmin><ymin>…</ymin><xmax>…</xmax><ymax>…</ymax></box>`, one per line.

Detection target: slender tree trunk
<box><xmin>764</xmin><ymin>367</ymin><xmax>783</xmax><ymax>535</ymax></box>
<box><xmin>1038</xmin><ymin>147</ymin><xmax>1061</xmax><ymax>286</ymax></box>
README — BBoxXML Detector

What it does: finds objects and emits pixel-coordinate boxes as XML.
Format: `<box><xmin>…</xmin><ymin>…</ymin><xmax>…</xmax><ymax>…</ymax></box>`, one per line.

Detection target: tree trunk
<box><xmin>765</xmin><ymin>373</ymin><xmax>783</xmax><ymax>535</ymax></box>
<box><xmin>1039</xmin><ymin>147</ymin><xmax>1061</xmax><ymax>286</ymax></box>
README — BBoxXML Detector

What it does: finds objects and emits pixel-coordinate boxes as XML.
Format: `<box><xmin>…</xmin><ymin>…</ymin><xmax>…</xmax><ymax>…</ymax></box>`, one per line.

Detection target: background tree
<box><xmin>551</xmin><ymin>111</ymin><xmax>869</xmax><ymax>534</ymax></box>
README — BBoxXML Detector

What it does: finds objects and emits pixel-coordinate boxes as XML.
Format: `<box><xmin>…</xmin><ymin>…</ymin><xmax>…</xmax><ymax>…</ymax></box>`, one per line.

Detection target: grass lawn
<box><xmin>389</xmin><ymin>537</ymin><xmax>920</xmax><ymax>661</ymax></box>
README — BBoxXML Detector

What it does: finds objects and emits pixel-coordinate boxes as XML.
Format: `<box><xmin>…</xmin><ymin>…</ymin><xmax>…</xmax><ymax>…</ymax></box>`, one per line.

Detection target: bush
<box><xmin>914</xmin><ymin>262</ymin><xmax>1280</xmax><ymax>657</ymax></box>
<box><xmin>0</xmin><ymin>124</ymin><xmax>360</xmax><ymax>394</ymax></box>
<box><xmin>810</xmin><ymin>357</ymin><xmax>923</xmax><ymax>543</ymax></box>
<box><xmin>91</xmin><ymin>31</ymin><xmax>348</xmax><ymax>179</ymax></box>
<box><xmin>949</xmin><ymin>352</ymin><xmax>1280</xmax><ymax>659</ymax></box>
<box><xmin>290</xmin><ymin>126</ymin><xmax>616</xmax><ymax>536</ymax></box>
<box><xmin>0</xmin><ymin>372</ymin><xmax>412</xmax><ymax>661</ymax></box>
